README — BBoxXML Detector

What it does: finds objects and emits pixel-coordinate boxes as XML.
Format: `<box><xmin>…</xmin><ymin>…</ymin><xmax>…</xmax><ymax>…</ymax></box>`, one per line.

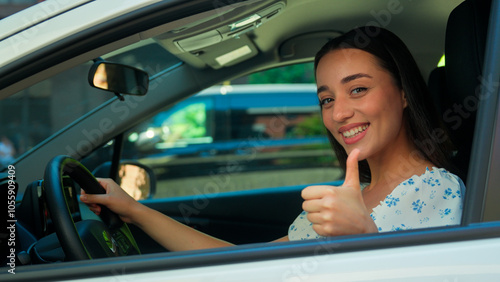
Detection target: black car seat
<box><xmin>430</xmin><ymin>0</ymin><xmax>491</xmax><ymax>183</ymax></box>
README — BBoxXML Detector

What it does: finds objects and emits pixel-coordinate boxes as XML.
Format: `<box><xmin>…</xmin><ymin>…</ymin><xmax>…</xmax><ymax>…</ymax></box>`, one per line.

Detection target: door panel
<box><xmin>128</xmin><ymin>184</ymin><xmax>317</xmax><ymax>253</ymax></box>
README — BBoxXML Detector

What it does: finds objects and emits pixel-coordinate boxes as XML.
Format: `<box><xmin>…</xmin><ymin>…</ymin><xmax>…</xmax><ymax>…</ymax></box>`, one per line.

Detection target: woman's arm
<box><xmin>131</xmin><ymin>204</ymin><xmax>234</xmax><ymax>251</ymax></box>
<box><xmin>80</xmin><ymin>178</ymin><xmax>233</xmax><ymax>252</ymax></box>
<box><xmin>272</xmin><ymin>235</ymin><xmax>289</xmax><ymax>243</ymax></box>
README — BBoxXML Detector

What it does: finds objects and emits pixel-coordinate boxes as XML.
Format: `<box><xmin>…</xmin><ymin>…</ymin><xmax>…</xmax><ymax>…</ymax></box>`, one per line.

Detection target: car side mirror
<box><xmin>88</xmin><ymin>61</ymin><xmax>149</xmax><ymax>96</ymax></box>
<box><xmin>92</xmin><ymin>161</ymin><xmax>156</xmax><ymax>200</ymax></box>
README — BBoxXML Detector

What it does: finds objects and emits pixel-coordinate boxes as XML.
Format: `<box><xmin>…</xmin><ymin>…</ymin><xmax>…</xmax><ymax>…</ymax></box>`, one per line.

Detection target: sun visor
<box><xmin>174</xmin><ymin>1</ymin><xmax>284</xmax><ymax>53</ymax></box>
<box><xmin>155</xmin><ymin>0</ymin><xmax>285</xmax><ymax>69</ymax></box>
<box><xmin>197</xmin><ymin>35</ymin><xmax>258</xmax><ymax>69</ymax></box>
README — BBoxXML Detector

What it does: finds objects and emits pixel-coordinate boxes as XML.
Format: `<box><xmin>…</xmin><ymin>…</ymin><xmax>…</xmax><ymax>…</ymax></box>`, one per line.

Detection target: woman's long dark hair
<box><xmin>314</xmin><ymin>26</ymin><xmax>454</xmax><ymax>182</ymax></box>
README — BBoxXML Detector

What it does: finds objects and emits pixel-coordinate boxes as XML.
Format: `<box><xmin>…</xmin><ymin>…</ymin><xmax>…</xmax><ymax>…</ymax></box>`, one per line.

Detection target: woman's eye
<box><xmin>320</xmin><ymin>98</ymin><xmax>334</xmax><ymax>106</ymax></box>
<box><xmin>351</xmin><ymin>87</ymin><xmax>367</xmax><ymax>95</ymax></box>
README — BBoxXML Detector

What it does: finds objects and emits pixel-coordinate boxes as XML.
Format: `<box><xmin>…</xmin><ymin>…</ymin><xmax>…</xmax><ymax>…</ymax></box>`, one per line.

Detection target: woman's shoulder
<box><xmin>399</xmin><ymin>167</ymin><xmax>465</xmax><ymax>195</ymax></box>
<box><xmin>386</xmin><ymin>167</ymin><xmax>465</xmax><ymax>213</ymax></box>
<box><xmin>371</xmin><ymin>167</ymin><xmax>465</xmax><ymax>232</ymax></box>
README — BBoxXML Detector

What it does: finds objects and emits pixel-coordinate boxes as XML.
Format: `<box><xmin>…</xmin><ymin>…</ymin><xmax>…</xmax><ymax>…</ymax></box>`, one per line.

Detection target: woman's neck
<box><xmin>362</xmin><ymin>140</ymin><xmax>434</xmax><ymax>212</ymax></box>
<box><xmin>366</xmin><ymin>137</ymin><xmax>434</xmax><ymax>190</ymax></box>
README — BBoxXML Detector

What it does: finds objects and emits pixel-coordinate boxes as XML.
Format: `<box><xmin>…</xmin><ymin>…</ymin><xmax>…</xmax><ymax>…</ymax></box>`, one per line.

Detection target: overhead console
<box><xmin>154</xmin><ymin>0</ymin><xmax>286</xmax><ymax>69</ymax></box>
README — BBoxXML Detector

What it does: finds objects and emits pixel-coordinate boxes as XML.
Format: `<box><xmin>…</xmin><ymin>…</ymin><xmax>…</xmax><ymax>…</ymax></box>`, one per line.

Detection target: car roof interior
<box><xmin>146</xmin><ymin>0</ymin><xmax>461</xmax><ymax>77</ymax></box>
<box><xmin>0</xmin><ymin>0</ymin><xmax>461</xmax><ymax>99</ymax></box>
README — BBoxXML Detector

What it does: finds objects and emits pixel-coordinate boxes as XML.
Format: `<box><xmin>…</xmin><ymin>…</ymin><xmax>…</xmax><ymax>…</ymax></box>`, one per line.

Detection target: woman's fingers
<box><xmin>80</xmin><ymin>184</ymin><xmax>109</xmax><ymax>215</ymax></box>
<box><xmin>302</xmin><ymin>185</ymin><xmax>333</xmax><ymax>200</ymax></box>
<box><xmin>302</xmin><ymin>198</ymin><xmax>327</xmax><ymax>213</ymax></box>
<box><xmin>87</xmin><ymin>204</ymin><xmax>102</xmax><ymax>215</ymax></box>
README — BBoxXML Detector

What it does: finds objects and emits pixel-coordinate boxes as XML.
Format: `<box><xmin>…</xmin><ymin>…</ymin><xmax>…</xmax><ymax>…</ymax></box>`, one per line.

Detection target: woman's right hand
<box><xmin>301</xmin><ymin>149</ymin><xmax>377</xmax><ymax>236</ymax></box>
<box><xmin>80</xmin><ymin>178</ymin><xmax>142</xmax><ymax>224</ymax></box>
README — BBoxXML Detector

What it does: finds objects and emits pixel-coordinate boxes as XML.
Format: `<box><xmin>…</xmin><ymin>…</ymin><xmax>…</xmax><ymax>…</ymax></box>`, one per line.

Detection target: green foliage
<box><xmin>247</xmin><ymin>63</ymin><xmax>315</xmax><ymax>84</ymax></box>
<box><xmin>169</xmin><ymin>103</ymin><xmax>207</xmax><ymax>138</ymax></box>
<box><xmin>291</xmin><ymin>114</ymin><xmax>326</xmax><ymax>137</ymax></box>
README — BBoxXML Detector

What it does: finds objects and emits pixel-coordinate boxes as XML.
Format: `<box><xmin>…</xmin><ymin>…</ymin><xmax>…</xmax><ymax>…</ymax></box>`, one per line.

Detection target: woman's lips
<box><xmin>339</xmin><ymin>123</ymin><xmax>369</xmax><ymax>145</ymax></box>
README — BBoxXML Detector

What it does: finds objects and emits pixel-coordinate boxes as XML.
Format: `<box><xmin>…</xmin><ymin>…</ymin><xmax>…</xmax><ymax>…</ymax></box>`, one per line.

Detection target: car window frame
<box><xmin>6</xmin><ymin>222</ymin><xmax>500</xmax><ymax>281</ymax></box>
<box><xmin>461</xmin><ymin>0</ymin><xmax>500</xmax><ymax>224</ymax></box>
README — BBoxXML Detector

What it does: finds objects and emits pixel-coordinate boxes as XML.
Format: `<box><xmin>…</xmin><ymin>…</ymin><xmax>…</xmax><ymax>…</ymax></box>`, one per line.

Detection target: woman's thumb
<box><xmin>343</xmin><ymin>148</ymin><xmax>361</xmax><ymax>189</ymax></box>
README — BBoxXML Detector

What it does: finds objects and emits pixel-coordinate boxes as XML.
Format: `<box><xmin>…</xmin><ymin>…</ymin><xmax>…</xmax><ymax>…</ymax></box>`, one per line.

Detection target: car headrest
<box><xmin>445</xmin><ymin>0</ymin><xmax>490</xmax><ymax>103</ymax></box>
<box><xmin>441</xmin><ymin>0</ymin><xmax>491</xmax><ymax>181</ymax></box>
<box><xmin>428</xmin><ymin>66</ymin><xmax>446</xmax><ymax>114</ymax></box>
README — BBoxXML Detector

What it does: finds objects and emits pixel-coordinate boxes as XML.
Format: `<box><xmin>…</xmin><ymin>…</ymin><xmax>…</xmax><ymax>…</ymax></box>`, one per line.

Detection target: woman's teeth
<box><xmin>342</xmin><ymin>125</ymin><xmax>368</xmax><ymax>138</ymax></box>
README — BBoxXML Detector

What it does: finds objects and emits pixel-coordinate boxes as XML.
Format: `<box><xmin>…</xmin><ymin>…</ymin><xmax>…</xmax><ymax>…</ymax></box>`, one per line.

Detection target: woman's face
<box><xmin>316</xmin><ymin>48</ymin><xmax>407</xmax><ymax>161</ymax></box>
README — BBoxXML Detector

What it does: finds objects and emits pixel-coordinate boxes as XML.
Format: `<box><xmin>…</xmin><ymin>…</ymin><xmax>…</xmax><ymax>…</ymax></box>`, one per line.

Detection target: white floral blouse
<box><xmin>288</xmin><ymin>167</ymin><xmax>465</xmax><ymax>241</ymax></box>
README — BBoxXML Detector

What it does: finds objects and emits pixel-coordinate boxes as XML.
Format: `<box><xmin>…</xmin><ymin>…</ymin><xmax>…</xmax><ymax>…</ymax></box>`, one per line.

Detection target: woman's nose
<box><xmin>332</xmin><ymin>96</ymin><xmax>354</xmax><ymax>122</ymax></box>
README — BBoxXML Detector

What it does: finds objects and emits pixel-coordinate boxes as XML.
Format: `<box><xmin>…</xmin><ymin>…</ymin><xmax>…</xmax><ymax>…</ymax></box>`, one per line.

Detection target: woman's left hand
<box><xmin>301</xmin><ymin>149</ymin><xmax>378</xmax><ymax>236</ymax></box>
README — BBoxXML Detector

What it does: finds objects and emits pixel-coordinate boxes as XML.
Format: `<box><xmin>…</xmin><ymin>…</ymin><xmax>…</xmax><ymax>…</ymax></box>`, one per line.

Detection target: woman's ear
<box><xmin>401</xmin><ymin>91</ymin><xmax>408</xmax><ymax>108</ymax></box>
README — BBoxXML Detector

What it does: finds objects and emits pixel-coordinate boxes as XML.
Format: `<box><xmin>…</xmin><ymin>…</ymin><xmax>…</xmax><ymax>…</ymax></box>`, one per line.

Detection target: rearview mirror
<box><xmin>92</xmin><ymin>161</ymin><xmax>156</xmax><ymax>200</ymax></box>
<box><xmin>88</xmin><ymin>61</ymin><xmax>149</xmax><ymax>96</ymax></box>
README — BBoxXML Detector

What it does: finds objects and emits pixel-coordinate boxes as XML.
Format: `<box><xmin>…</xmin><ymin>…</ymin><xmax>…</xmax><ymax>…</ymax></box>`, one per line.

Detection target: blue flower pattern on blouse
<box><xmin>288</xmin><ymin>167</ymin><xmax>465</xmax><ymax>241</ymax></box>
<box><xmin>412</xmin><ymin>199</ymin><xmax>426</xmax><ymax>213</ymax></box>
<box><xmin>385</xmin><ymin>195</ymin><xmax>399</xmax><ymax>207</ymax></box>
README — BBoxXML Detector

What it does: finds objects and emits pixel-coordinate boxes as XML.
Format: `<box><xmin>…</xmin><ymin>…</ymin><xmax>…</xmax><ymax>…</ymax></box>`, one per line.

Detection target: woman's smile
<box><xmin>339</xmin><ymin>123</ymin><xmax>370</xmax><ymax>145</ymax></box>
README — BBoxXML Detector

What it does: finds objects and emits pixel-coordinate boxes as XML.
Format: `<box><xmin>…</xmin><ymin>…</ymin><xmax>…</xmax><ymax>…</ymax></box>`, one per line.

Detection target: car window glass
<box><xmin>0</xmin><ymin>40</ymin><xmax>181</xmax><ymax>171</ymax></box>
<box><xmin>125</xmin><ymin>97</ymin><xmax>214</xmax><ymax>152</ymax></box>
<box><xmin>104</xmin><ymin>41</ymin><xmax>181</xmax><ymax>78</ymax></box>
<box><xmin>117</xmin><ymin>63</ymin><xmax>341</xmax><ymax>199</ymax></box>
<box><xmin>80</xmin><ymin>140</ymin><xmax>115</xmax><ymax>174</ymax></box>
<box><xmin>229</xmin><ymin>93</ymin><xmax>324</xmax><ymax>139</ymax></box>
<box><xmin>121</xmin><ymin>97</ymin><xmax>215</xmax><ymax>198</ymax></box>
<box><xmin>0</xmin><ymin>63</ymin><xmax>110</xmax><ymax>170</ymax></box>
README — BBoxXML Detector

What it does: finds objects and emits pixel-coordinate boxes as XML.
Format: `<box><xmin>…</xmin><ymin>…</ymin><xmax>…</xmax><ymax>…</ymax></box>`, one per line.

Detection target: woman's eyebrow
<box><xmin>317</xmin><ymin>85</ymin><xmax>328</xmax><ymax>95</ymax></box>
<box><xmin>341</xmin><ymin>73</ymin><xmax>372</xmax><ymax>84</ymax></box>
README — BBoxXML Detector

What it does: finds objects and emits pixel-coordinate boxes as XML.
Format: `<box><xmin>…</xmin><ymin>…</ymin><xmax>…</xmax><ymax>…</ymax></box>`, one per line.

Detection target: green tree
<box><xmin>246</xmin><ymin>63</ymin><xmax>314</xmax><ymax>84</ymax></box>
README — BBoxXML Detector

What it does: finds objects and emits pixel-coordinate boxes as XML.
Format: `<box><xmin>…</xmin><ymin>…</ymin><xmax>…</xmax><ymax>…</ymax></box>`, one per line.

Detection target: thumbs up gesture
<box><xmin>301</xmin><ymin>149</ymin><xmax>378</xmax><ymax>236</ymax></box>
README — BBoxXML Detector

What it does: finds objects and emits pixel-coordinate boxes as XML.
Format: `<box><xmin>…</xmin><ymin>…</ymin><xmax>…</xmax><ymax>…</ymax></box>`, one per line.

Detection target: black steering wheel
<box><xmin>43</xmin><ymin>155</ymin><xmax>140</xmax><ymax>261</ymax></box>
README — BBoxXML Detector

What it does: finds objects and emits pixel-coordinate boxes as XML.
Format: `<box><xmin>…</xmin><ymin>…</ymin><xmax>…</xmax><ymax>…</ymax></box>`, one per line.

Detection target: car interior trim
<box><xmin>472</xmin><ymin>0</ymin><xmax>500</xmax><ymax>223</ymax></box>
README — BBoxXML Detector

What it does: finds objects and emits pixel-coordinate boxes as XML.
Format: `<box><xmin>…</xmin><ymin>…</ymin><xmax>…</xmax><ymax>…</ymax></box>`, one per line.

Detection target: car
<box><xmin>0</xmin><ymin>0</ymin><xmax>499</xmax><ymax>281</ymax></box>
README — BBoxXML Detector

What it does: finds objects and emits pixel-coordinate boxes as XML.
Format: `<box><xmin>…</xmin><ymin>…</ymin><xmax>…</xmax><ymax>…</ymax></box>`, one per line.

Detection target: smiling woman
<box><xmin>293</xmin><ymin>26</ymin><xmax>466</xmax><ymax>239</ymax></box>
